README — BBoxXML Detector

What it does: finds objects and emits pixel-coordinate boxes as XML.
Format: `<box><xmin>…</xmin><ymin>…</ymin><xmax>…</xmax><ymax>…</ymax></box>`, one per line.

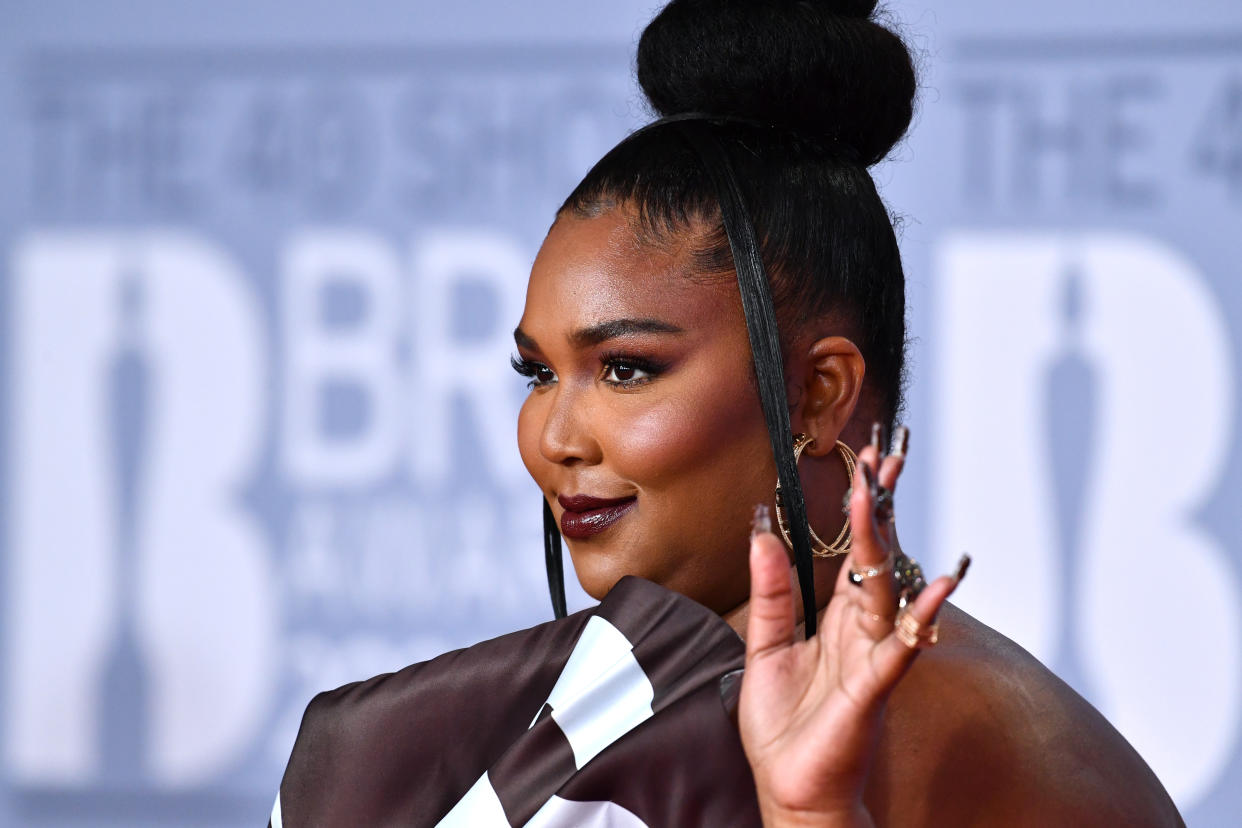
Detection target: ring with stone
<box><xmin>848</xmin><ymin>552</ymin><xmax>894</xmax><ymax>587</ymax></box>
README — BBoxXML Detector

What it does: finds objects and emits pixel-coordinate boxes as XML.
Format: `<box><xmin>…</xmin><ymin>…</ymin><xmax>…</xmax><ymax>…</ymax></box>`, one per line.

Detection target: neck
<box><xmin>722</xmin><ymin>554</ymin><xmax>846</xmax><ymax>641</ymax></box>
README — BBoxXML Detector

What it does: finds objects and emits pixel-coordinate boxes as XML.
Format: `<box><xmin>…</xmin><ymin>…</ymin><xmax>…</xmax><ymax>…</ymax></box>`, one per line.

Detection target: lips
<box><xmin>557</xmin><ymin>493</ymin><xmax>637</xmax><ymax>540</ymax></box>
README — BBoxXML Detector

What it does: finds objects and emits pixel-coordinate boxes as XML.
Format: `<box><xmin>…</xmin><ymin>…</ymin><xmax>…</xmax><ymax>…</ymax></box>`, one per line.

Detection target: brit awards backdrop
<box><xmin>1</xmin><ymin>1</ymin><xmax>1239</xmax><ymax>825</ymax></box>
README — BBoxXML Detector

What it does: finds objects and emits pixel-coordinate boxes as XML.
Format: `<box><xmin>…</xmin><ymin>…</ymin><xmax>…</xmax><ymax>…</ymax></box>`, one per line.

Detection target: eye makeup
<box><xmin>511</xmin><ymin>354</ymin><xmax>556</xmax><ymax>388</ymax></box>
<box><xmin>598</xmin><ymin>351</ymin><xmax>668</xmax><ymax>388</ymax></box>
<box><xmin>511</xmin><ymin>349</ymin><xmax>672</xmax><ymax>390</ymax></box>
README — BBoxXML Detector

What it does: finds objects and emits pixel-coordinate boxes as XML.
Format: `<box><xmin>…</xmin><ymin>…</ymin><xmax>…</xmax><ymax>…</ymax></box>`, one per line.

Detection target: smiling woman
<box><xmin>269</xmin><ymin>1</ymin><xmax>1184</xmax><ymax>826</ymax></box>
<box><xmin>514</xmin><ymin>206</ymin><xmax>774</xmax><ymax>612</ymax></box>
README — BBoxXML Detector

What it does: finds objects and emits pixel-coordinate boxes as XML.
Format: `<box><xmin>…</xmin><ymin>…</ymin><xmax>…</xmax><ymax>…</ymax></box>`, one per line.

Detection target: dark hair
<box><xmin>560</xmin><ymin>0</ymin><xmax>916</xmax><ymax>430</ymax></box>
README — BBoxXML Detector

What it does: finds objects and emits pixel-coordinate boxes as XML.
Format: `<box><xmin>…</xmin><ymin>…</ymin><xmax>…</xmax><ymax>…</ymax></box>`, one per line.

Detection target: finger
<box><xmin>840</xmin><ymin>458</ymin><xmax>896</xmax><ymax>614</ymax></box>
<box><xmin>856</xmin><ymin>443</ymin><xmax>881</xmax><ymax>480</ymax></box>
<box><xmin>746</xmin><ymin>527</ymin><xmax>797</xmax><ymax>661</ymax></box>
<box><xmin>873</xmin><ymin>571</ymin><xmax>961</xmax><ymax>682</ymax></box>
<box><xmin>869</xmin><ymin>421</ymin><xmax>888</xmax><ymax>460</ymax></box>
<box><xmin>863</xmin><ymin>424</ymin><xmax>905</xmax><ymax>545</ymax></box>
<box><xmin>877</xmin><ymin>425</ymin><xmax>909</xmax><ymax>493</ymax></box>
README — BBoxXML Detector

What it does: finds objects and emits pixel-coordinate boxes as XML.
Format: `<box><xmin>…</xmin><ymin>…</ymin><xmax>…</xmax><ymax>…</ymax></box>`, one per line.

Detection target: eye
<box><xmin>531</xmin><ymin>364</ymin><xmax>556</xmax><ymax>386</ymax></box>
<box><xmin>603</xmin><ymin>362</ymin><xmax>648</xmax><ymax>383</ymax></box>
<box><xmin>601</xmin><ymin>357</ymin><xmax>661</xmax><ymax>387</ymax></box>
<box><xmin>511</xmin><ymin>355</ymin><xmax>557</xmax><ymax>388</ymax></box>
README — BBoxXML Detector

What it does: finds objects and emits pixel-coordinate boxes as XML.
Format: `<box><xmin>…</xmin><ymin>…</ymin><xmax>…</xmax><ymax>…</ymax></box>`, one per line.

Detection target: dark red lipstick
<box><xmin>557</xmin><ymin>494</ymin><xmax>637</xmax><ymax>540</ymax></box>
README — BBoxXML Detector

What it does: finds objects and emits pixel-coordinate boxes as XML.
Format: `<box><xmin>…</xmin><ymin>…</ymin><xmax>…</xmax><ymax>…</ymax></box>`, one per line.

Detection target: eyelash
<box><xmin>511</xmin><ymin>355</ymin><xmax>555</xmax><ymax>388</ymax></box>
<box><xmin>599</xmin><ymin>351</ymin><xmax>664</xmax><ymax>388</ymax></box>
<box><xmin>509</xmin><ymin>353</ymin><xmax>667</xmax><ymax>389</ymax></box>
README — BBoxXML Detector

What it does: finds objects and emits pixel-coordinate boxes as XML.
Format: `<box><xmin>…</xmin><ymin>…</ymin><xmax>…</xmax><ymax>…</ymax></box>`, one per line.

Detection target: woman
<box><xmin>271</xmin><ymin>1</ymin><xmax>1183</xmax><ymax>825</ymax></box>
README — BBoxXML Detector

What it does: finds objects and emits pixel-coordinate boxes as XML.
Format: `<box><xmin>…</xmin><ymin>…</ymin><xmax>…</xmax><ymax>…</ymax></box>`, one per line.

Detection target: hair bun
<box><xmin>636</xmin><ymin>0</ymin><xmax>915</xmax><ymax>166</ymax></box>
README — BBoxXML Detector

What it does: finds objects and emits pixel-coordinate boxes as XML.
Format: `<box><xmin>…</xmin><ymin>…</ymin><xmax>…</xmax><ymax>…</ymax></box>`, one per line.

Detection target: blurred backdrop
<box><xmin>1</xmin><ymin>0</ymin><xmax>1240</xmax><ymax>825</ymax></box>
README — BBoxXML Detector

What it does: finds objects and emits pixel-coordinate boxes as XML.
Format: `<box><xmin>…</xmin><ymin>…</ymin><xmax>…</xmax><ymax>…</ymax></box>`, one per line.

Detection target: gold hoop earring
<box><xmin>774</xmin><ymin>433</ymin><xmax>856</xmax><ymax>558</ymax></box>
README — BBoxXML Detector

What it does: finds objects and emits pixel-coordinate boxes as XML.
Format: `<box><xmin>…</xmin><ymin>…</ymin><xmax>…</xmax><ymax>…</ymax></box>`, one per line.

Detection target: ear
<box><xmin>792</xmin><ymin>336</ymin><xmax>865</xmax><ymax>458</ymax></box>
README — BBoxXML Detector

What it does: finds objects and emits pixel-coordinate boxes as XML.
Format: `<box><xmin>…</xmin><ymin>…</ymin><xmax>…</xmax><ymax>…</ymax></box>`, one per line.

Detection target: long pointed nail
<box><xmin>893</xmin><ymin>425</ymin><xmax>910</xmax><ymax>458</ymax></box>
<box><xmin>751</xmin><ymin>503</ymin><xmax>772</xmax><ymax>538</ymax></box>
<box><xmin>950</xmin><ymin>553</ymin><xmax>971</xmax><ymax>585</ymax></box>
<box><xmin>870</xmin><ymin>422</ymin><xmax>885</xmax><ymax>456</ymax></box>
<box><xmin>860</xmin><ymin>461</ymin><xmax>876</xmax><ymax>495</ymax></box>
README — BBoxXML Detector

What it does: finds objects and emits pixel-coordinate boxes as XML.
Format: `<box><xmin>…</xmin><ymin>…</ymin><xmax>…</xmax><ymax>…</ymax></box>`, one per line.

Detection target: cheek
<box><xmin>601</xmin><ymin>369</ymin><xmax>772</xmax><ymax>608</ymax></box>
<box><xmin>516</xmin><ymin>395</ymin><xmax>546</xmax><ymax>490</ymax></box>
<box><xmin>609</xmin><ymin>370</ymin><xmax>768</xmax><ymax>498</ymax></box>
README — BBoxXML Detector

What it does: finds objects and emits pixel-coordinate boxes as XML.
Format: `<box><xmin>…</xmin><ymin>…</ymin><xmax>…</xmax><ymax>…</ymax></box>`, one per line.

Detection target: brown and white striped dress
<box><xmin>270</xmin><ymin>576</ymin><xmax>762</xmax><ymax>826</ymax></box>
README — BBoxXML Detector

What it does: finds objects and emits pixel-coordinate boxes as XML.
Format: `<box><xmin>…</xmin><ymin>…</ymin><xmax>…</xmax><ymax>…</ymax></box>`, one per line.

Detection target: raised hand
<box><xmin>739</xmin><ymin>427</ymin><xmax>967</xmax><ymax>827</ymax></box>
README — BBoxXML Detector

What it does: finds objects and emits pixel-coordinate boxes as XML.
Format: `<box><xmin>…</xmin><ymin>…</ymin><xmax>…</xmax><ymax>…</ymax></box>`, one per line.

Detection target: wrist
<box><xmin>759</xmin><ymin>800</ymin><xmax>874</xmax><ymax>828</ymax></box>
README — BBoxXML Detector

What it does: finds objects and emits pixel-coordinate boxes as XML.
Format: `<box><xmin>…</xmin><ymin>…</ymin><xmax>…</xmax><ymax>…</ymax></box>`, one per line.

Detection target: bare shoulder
<box><xmin>865</xmin><ymin>603</ymin><xmax>1184</xmax><ymax>827</ymax></box>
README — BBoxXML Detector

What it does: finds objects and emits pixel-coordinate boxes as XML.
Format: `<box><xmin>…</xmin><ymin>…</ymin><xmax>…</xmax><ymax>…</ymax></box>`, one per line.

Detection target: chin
<box><xmin>564</xmin><ymin>536</ymin><xmax>657</xmax><ymax>602</ymax></box>
<box><xmin>568</xmin><ymin>554</ymin><xmax>631</xmax><ymax>602</ymax></box>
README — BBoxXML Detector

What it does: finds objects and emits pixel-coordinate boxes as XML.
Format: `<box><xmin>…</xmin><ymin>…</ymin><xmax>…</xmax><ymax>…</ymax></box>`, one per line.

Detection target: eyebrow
<box><xmin>513</xmin><ymin>318</ymin><xmax>685</xmax><ymax>351</ymax></box>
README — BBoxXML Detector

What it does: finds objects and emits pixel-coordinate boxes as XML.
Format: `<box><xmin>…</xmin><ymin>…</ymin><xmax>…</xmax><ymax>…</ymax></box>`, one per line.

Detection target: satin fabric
<box><xmin>271</xmin><ymin>576</ymin><xmax>763</xmax><ymax>826</ymax></box>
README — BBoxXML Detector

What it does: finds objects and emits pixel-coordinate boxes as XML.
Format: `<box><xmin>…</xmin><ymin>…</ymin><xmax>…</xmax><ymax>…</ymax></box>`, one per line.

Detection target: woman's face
<box><xmin>514</xmin><ymin>207</ymin><xmax>776</xmax><ymax>614</ymax></box>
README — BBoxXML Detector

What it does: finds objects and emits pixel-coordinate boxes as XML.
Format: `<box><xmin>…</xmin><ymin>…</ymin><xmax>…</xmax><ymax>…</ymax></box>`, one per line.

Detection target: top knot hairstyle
<box><xmin>545</xmin><ymin>0</ymin><xmax>918</xmax><ymax>632</ymax></box>
<box><xmin>563</xmin><ymin>0</ymin><xmax>914</xmax><ymax>430</ymax></box>
<box><xmin>637</xmin><ymin>0</ymin><xmax>915</xmax><ymax>165</ymax></box>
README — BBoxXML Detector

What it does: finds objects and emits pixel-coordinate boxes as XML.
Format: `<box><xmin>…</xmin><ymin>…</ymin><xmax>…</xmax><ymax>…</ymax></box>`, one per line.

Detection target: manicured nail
<box><xmin>893</xmin><ymin>425</ymin><xmax>910</xmax><ymax>458</ymax></box>
<box><xmin>950</xmin><ymin>553</ymin><xmax>971</xmax><ymax>585</ymax></box>
<box><xmin>751</xmin><ymin>503</ymin><xmax>771</xmax><ymax>538</ymax></box>
<box><xmin>860</xmin><ymin>460</ymin><xmax>876</xmax><ymax>495</ymax></box>
<box><xmin>870</xmin><ymin>422</ymin><xmax>885</xmax><ymax>456</ymax></box>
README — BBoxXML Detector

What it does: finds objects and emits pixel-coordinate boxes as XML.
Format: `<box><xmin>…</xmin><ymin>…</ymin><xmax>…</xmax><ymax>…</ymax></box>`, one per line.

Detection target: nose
<box><xmin>538</xmin><ymin>384</ymin><xmax>602</xmax><ymax>468</ymax></box>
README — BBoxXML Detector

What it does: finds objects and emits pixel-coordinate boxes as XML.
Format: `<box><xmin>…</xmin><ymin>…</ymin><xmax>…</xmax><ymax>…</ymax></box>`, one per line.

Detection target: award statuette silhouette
<box><xmin>98</xmin><ymin>270</ymin><xmax>153</xmax><ymax>785</ymax></box>
<box><xmin>1045</xmin><ymin>264</ymin><xmax>1099</xmax><ymax>700</ymax></box>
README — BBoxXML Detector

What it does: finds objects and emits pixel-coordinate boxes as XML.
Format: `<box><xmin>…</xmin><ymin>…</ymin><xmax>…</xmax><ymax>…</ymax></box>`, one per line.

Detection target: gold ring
<box><xmin>894</xmin><ymin>606</ymin><xmax>939</xmax><ymax>649</ymax></box>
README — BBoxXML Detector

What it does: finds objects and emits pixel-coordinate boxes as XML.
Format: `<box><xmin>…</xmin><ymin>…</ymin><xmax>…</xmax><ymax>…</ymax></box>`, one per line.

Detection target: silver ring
<box><xmin>848</xmin><ymin>553</ymin><xmax>894</xmax><ymax>586</ymax></box>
